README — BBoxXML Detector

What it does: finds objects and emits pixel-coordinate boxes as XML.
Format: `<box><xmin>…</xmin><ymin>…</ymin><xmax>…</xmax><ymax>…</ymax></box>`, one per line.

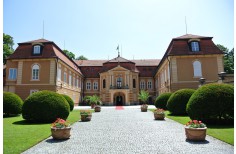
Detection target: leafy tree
<box><xmin>138</xmin><ymin>90</ymin><xmax>150</xmax><ymax>104</ymax></box>
<box><xmin>76</xmin><ymin>55</ymin><xmax>88</xmax><ymax>60</ymax></box>
<box><xmin>83</xmin><ymin>95</ymin><xmax>101</xmax><ymax>106</ymax></box>
<box><xmin>3</xmin><ymin>33</ymin><xmax>14</xmax><ymax>64</ymax></box>
<box><xmin>216</xmin><ymin>44</ymin><xmax>234</xmax><ymax>74</ymax></box>
<box><xmin>63</xmin><ymin>49</ymin><xmax>75</xmax><ymax>60</ymax></box>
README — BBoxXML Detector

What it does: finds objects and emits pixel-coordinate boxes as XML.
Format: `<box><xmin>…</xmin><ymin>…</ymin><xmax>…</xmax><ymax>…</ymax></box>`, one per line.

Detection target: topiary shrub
<box><xmin>167</xmin><ymin>89</ymin><xmax>195</xmax><ymax>115</ymax></box>
<box><xmin>61</xmin><ymin>94</ymin><xmax>74</xmax><ymax>111</ymax></box>
<box><xmin>3</xmin><ymin>92</ymin><xmax>23</xmax><ymax>116</ymax></box>
<box><xmin>186</xmin><ymin>83</ymin><xmax>234</xmax><ymax>124</ymax></box>
<box><xmin>154</xmin><ymin>92</ymin><xmax>172</xmax><ymax>110</ymax></box>
<box><xmin>22</xmin><ymin>90</ymin><xmax>70</xmax><ymax>122</ymax></box>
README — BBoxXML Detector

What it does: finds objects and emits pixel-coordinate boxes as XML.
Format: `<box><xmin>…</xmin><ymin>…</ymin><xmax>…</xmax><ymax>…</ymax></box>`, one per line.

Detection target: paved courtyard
<box><xmin>22</xmin><ymin>107</ymin><xmax>234</xmax><ymax>154</ymax></box>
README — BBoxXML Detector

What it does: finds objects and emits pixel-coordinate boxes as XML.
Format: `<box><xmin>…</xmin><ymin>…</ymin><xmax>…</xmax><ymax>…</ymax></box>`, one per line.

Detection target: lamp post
<box><xmin>199</xmin><ymin>77</ymin><xmax>206</xmax><ymax>87</ymax></box>
<box><xmin>218</xmin><ymin>72</ymin><xmax>226</xmax><ymax>82</ymax></box>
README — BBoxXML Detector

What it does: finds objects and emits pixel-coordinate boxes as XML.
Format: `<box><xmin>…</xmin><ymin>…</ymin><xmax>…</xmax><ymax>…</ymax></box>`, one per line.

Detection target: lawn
<box><xmin>3</xmin><ymin>110</ymin><xmax>81</xmax><ymax>154</ymax></box>
<box><xmin>150</xmin><ymin>109</ymin><xmax>234</xmax><ymax>145</ymax></box>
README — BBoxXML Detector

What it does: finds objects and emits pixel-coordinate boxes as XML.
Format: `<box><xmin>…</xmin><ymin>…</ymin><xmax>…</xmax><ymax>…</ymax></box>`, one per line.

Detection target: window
<box><xmin>140</xmin><ymin>81</ymin><xmax>145</xmax><ymax>89</ymax></box>
<box><xmin>147</xmin><ymin>81</ymin><xmax>152</xmax><ymax>89</ymax></box>
<box><xmin>103</xmin><ymin>79</ymin><xmax>106</xmax><ymax>88</ymax></box>
<box><xmin>32</xmin><ymin>64</ymin><xmax>39</xmax><ymax>80</ymax></box>
<box><xmin>86</xmin><ymin>82</ymin><xmax>91</xmax><ymax>90</ymax></box>
<box><xmin>64</xmin><ymin>72</ymin><xmax>67</xmax><ymax>84</ymax></box>
<box><xmin>69</xmin><ymin>75</ymin><xmax>72</xmax><ymax>86</ymax></box>
<box><xmin>93</xmin><ymin>82</ymin><xmax>98</xmax><ymax>90</ymax></box>
<box><xmin>191</xmin><ymin>42</ymin><xmax>200</xmax><ymax>52</ymax></box>
<box><xmin>30</xmin><ymin>89</ymin><xmax>39</xmax><ymax>95</ymax></box>
<box><xmin>193</xmin><ymin>61</ymin><xmax>202</xmax><ymax>77</ymax></box>
<box><xmin>133</xmin><ymin>79</ymin><xmax>136</xmax><ymax>88</ymax></box>
<box><xmin>33</xmin><ymin>45</ymin><xmax>41</xmax><ymax>54</ymax></box>
<box><xmin>76</xmin><ymin>78</ymin><xmax>79</xmax><ymax>88</ymax></box>
<box><xmin>117</xmin><ymin>77</ymin><xmax>122</xmax><ymax>88</ymax></box>
<box><xmin>57</xmin><ymin>68</ymin><xmax>61</xmax><ymax>81</ymax></box>
<box><xmin>8</xmin><ymin>68</ymin><xmax>17</xmax><ymax>80</ymax></box>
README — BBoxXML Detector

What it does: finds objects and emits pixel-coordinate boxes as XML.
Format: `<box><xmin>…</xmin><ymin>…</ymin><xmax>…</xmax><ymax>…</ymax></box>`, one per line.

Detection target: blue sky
<box><xmin>3</xmin><ymin>0</ymin><xmax>234</xmax><ymax>60</ymax></box>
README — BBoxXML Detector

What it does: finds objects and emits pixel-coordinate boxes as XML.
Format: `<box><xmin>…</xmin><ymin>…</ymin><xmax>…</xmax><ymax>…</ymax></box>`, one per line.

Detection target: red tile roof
<box><xmin>18</xmin><ymin>39</ymin><xmax>52</xmax><ymax>44</ymax></box>
<box><xmin>174</xmin><ymin>34</ymin><xmax>212</xmax><ymax>40</ymax></box>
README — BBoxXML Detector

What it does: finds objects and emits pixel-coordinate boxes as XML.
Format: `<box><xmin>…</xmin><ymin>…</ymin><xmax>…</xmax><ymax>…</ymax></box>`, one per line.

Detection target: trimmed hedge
<box><xmin>186</xmin><ymin>83</ymin><xmax>234</xmax><ymax>124</ymax></box>
<box><xmin>61</xmin><ymin>94</ymin><xmax>74</xmax><ymax>111</ymax></box>
<box><xmin>22</xmin><ymin>90</ymin><xmax>70</xmax><ymax>122</ymax></box>
<box><xmin>3</xmin><ymin>92</ymin><xmax>23</xmax><ymax>116</ymax></box>
<box><xmin>154</xmin><ymin>92</ymin><xmax>172</xmax><ymax>110</ymax></box>
<box><xmin>167</xmin><ymin>89</ymin><xmax>195</xmax><ymax>115</ymax></box>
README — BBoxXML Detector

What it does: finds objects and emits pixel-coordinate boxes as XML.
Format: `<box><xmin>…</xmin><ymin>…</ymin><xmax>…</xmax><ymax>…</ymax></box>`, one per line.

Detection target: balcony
<box><xmin>110</xmin><ymin>85</ymin><xmax>129</xmax><ymax>89</ymax></box>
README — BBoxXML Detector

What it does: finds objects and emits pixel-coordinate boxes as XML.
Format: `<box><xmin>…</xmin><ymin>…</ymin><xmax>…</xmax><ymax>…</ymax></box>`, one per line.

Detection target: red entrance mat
<box><xmin>115</xmin><ymin>106</ymin><xmax>124</xmax><ymax>110</ymax></box>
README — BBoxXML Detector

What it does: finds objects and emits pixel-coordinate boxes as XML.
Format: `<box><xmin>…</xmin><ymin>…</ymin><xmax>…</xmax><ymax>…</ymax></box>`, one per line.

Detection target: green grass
<box><xmin>3</xmin><ymin>110</ymin><xmax>82</xmax><ymax>154</ymax></box>
<box><xmin>150</xmin><ymin>109</ymin><xmax>234</xmax><ymax>145</ymax></box>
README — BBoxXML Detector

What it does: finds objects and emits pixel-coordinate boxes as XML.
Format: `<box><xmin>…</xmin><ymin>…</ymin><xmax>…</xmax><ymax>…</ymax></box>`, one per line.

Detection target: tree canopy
<box><xmin>76</xmin><ymin>55</ymin><xmax>88</xmax><ymax>60</ymax></box>
<box><xmin>3</xmin><ymin>33</ymin><xmax>14</xmax><ymax>64</ymax></box>
<box><xmin>216</xmin><ymin>44</ymin><xmax>234</xmax><ymax>74</ymax></box>
<box><xmin>62</xmin><ymin>49</ymin><xmax>75</xmax><ymax>60</ymax></box>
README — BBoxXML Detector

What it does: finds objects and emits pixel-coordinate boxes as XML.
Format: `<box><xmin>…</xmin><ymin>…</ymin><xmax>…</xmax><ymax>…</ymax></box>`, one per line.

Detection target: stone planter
<box><xmin>94</xmin><ymin>106</ymin><xmax>101</xmax><ymax>112</ymax></box>
<box><xmin>81</xmin><ymin>114</ymin><xmax>92</xmax><ymax>122</ymax></box>
<box><xmin>51</xmin><ymin>127</ymin><xmax>71</xmax><ymax>140</ymax></box>
<box><xmin>141</xmin><ymin>105</ymin><xmax>148</xmax><ymax>112</ymax></box>
<box><xmin>154</xmin><ymin>113</ymin><xmax>165</xmax><ymax>120</ymax></box>
<box><xmin>185</xmin><ymin>127</ymin><xmax>207</xmax><ymax>141</ymax></box>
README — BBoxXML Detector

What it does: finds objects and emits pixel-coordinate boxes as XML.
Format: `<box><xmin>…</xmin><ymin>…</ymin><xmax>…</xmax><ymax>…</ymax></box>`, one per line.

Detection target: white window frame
<box><xmin>64</xmin><ymin>72</ymin><xmax>67</xmax><ymax>84</ymax></box>
<box><xmin>140</xmin><ymin>81</ymin><xmax>145</xmax><ymax>89</ymax></box>
<box><xmin>8</xmin><ymin>68</ymin><xmax>17</xmax><ymax>80</ymax></box>
<box><xmin>93</xmin><ymin>82</ymin><xmax>98</xmax><ymax>90</ymax></box>
<box><xmin>32</xmin><ymin>64</ymin><xmax>40</xmax><ymax>80</ymax></box>
<box><xmin>33</xmin><ymin>45</ymin><xmax>41</xmax><ymax>54</ymax></box>
<box><xmin>76</xmin><ymin>78</ymin><xmax>79</xmax><ymax>88</ymax></box>
<box><xmin>191</xmin><ymin>42</ymin><xmax>200</xmax><ymax>52</ymax></box>
<box><xmin>147</xmin><ymin>81</ymin><xmax>152</xmax><ymax>89</ymax></box>
<box><xmin>193</xmin><ymin>60</ymin><xmax>202</xmax><ymax>77</ymax></box>
<box><xmin>57</xmin><ymin>68</ymin><xmax>61</xmax><ymax>81</ymax></box>
<box><xmin>69</xmin><ymin>75</ymin><xmax>72</xmax><ymax>86</ymax></box>
<box><xmin>86</xmin><ymin>82</ymin><xmax>91</xmax><ymax>90</ymax></box>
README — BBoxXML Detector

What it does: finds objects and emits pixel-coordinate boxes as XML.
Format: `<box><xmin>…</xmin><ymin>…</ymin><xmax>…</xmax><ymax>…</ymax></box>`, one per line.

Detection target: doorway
<box><xmin>114</xmin><ymin>92</ymin><xmax>125</xmax><ymax>106</ymax></box>
<box><xmin>116</xmin><ymin>96</ymin><xmax>123</xmax><ymax>106</ymax></box>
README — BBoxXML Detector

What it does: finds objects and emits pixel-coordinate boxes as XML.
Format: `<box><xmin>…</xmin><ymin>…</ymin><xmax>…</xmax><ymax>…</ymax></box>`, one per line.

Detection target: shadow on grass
<box><xmin>13</xmin><ymin>120</ymin><xmax>51</xmax><ymax>125</ymax></box>
<box><xmin>207</xmin><ymin>125</ymin><xmax>234</xmax><ymax>129</ymax></box>
<box><xmin>185</xmin><ymin>139</ymin><xmax>210</xmax><ymax>144</ymax></box>
<box><xmin>45</xmin><ymin>138</ymin><xmax>70</xmax><ymax>143</ymax></box>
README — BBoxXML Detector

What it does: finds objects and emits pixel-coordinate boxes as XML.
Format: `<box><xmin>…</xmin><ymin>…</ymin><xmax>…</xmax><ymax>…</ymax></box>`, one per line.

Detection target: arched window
<box><xmin>32</xmin><ymin>64</ymin><xmax>40</xmax><ymax>80</ymax></box>
<box><xmin>193</xmin><ymin>61</ymin><xmax>202</xmax><ymax>77</ymax></box>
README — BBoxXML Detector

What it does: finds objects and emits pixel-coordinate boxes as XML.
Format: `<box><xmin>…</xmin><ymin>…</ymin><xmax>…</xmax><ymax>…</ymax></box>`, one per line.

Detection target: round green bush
<box><xmin>154</xmin><ymin>92</ymin><xmax>172</xmax><ymax>110</ymax></box>
<box><xmin>61</xmin><ymin>94</ymin><xmax>74</xmax><ymax>111</ymax></box>
<box><xmin>22</xmin><ymin>90</ymin><xmax>70</xmax><ymax>122</ymax></box>
<box><xmin>3</xmin><ymin>92</ymin><xmax>23</xmax><ymax>115</ymax></box>
<box><xmin>186</xmin><ymin>83</ymin><xmax>234</xmax><ymax>123</ymax></box>
<box><xmin>167</xmin><ymin>89</ymin><xmax>195</xmax><ymax>115</ymax></box>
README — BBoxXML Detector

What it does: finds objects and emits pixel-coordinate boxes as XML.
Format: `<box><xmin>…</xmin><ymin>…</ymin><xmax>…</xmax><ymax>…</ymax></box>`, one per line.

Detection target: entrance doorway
<box><xmin>114</xmin><ymin>92</ymin><xmax>125</xmax><ymax>106</ymax></box>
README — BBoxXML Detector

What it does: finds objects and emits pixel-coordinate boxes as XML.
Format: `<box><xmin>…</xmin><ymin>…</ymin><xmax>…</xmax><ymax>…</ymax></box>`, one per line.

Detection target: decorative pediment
<box><xmin>109</xmin><ymin>65</ymin><xmax>130</xmax><ymax>72</ymax></box>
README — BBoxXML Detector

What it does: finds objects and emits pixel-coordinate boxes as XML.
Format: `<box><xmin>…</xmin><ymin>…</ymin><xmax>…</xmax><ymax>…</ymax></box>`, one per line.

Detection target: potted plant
<box><xmin>80</xmin><ymin>110</ymin><xmax>92</xmax><ymax>122</ymax></box>
<box><xmin>51</xmin><ymin>118</ymin><xmax>71</xmax><ymax>140</ymax></box>
<box><xmin>94</xmin><ymin>101</ymin><xmax>102</xmax><ymax>112</ymax></box>
<box><xmin>153</xmin><ymin>108</ymin><xmax>165</xmax><ymax>120</ymax></box>
<box><xmin>84</xmin><ymin>95</ymin><xmax>101</xmax><ymax>109</ymax></box>
<box><xmin>185</xmin><ymin>120</ymin><xmax>207</xmax><ymax>141</ymax></box>
<box><xmin>138</xmin><ymin>90</ymin><xmax>150</xmax><ymax>112</ymax></box>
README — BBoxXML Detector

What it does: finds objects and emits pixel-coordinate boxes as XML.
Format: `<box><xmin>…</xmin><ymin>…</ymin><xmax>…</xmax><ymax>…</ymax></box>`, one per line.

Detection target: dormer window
<box><xmin>33</xmin><ymin>45</ymin><xmax>41</xmax><ymax>55</ymax></box>
<box><xmin>190</xmin><ymin>41</ymin><xmax>200</xmax><ymax>52</ymax></box>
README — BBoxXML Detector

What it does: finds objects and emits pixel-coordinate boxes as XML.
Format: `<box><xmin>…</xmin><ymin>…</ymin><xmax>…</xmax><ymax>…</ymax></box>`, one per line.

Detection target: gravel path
<box><xmin>22</xmin><ymin>108</ymin><xmax>234</xmax><ymax>154</ymax></box>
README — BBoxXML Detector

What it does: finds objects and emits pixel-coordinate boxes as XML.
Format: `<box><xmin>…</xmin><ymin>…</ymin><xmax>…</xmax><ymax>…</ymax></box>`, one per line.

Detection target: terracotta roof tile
<box><xmin>174</xmin><ymin>34</ymin><xmax>212</xmax><ymax>40</ymax></box>
<box><xmin>19</xmin><ymin>39</ymin><xmax>52</xmax><ymax>44</ymax></box>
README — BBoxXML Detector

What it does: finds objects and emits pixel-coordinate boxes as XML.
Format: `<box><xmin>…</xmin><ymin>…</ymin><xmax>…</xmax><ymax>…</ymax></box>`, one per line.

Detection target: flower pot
<box><xmin>51</xmin><ymin>127</ymin><xmax>71</xmax><ymax>140</ymax></box>
<box><xmin>81</xmin><ymin>114</ymin><xmax>92</xmax><ymax>122</ymax></box>
<box><xmin>141</xmin><ymin>105</ymin><xmax>148</xmax><ymax>112</ymax></box>
<box><xmin>94</xmin><ymin>106</ymin><xmax>101</xmax><ymax>112</ymax></box>
<box><xmin>185</xmin><ymin>127</ymin><xmax>207</xmax><ymax>141</ymax></box>
<box><xmin>154</xmin><ymin>113</ymin><xmax>165</xmax><ymax>120</ymax></box>
<box><xmin>91</xmin><ymin>104</ymin><xmax>95</xmax><ymax>109</ymax></box>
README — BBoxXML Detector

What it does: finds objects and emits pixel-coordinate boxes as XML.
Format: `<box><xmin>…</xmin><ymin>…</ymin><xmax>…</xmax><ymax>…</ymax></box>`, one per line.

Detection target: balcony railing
<box><xmin>110</xmin><ymin>85</ymin><xmax>129</xmax><ymax>89</ymax></box>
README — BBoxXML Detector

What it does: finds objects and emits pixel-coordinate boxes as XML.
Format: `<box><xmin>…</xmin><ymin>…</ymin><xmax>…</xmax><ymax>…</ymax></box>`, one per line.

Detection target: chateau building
<box><xmin>4</xmin><ymin>34</ymin><xmax>224</xmax><ymax>106</ymax></box>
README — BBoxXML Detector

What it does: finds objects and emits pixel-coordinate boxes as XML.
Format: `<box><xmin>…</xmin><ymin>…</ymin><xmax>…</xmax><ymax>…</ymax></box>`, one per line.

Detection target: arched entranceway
<box><xmin>113</xmin><ymin>92</ymin><xmax>125</xmax><ymax>106</ymax></box>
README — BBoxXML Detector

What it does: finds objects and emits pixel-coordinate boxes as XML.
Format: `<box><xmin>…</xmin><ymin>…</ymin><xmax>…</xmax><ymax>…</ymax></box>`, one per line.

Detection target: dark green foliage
<box><xmin>154</xmin><ymin>92</ymin><xmax>172</xmax><ymax>110</ymax></box>
<box><xmin>3</xmin><ymin>33</ymin><xmax>14</xmax><ymax>64</ymax></box>
<box><xmin>22</xmin><ymin>90</ymin><xmax>70</xmax><ymax>122</ymax></box>
<box><xmin>3</xmin><ymin>92</ymin><xmax>23</xmax><ymax>116</ymax></box>
<box><xmin>186</xmin><ymin>83</ymin><xmax>234</xmax><ymax>124</ymax></box>
<box><xmin>167</xmin><ymin>89</ymin><xmax>195</xmax><ymax>115</ymax></box>
<box><xmin>61</xmin><ymin>94</ymin><xmax>74</xmax><ymax>111</ymax></box>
